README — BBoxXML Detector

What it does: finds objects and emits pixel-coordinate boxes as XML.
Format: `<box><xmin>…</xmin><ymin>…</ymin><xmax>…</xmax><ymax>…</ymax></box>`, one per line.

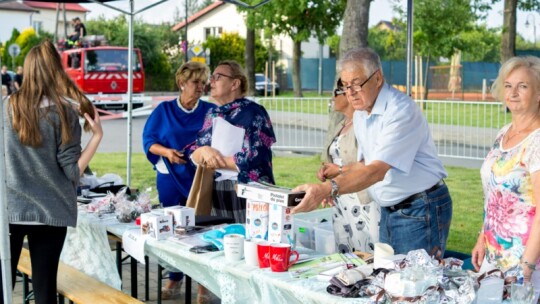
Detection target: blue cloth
<box><xmin>186</xmin><ymin>98</ymin><xmax>276</xmax><ymax>184</ymax></box>
<box><xmin>379</xmin><ymin>183</ymin><xmax>452</xmax><ymax>255</ymax></box>
<box><xmin>353</xmin><ymin>82</ymin><xmax>447</xmax><ymax>207</ymax></box>
<box><xmin>143</xmin><ymin>99</ymin><xmax>216</xmax><ymax>203</ymax></box>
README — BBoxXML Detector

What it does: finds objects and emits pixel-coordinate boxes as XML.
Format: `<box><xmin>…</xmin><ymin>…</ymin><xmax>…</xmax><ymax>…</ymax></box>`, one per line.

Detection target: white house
<box><xmin>171</xmin><ymin>1</ymin><xmax>330</xmax><ymax>66</ymax></box>
<box><xmin>0</xmin><ymin>1</ymin><xmax>88</xmax><ymax>43</ymax></box>
<box><xmin>0</xmin><ymin>1</ymin><xmax>38</xmax><ymax>43</ymax></box>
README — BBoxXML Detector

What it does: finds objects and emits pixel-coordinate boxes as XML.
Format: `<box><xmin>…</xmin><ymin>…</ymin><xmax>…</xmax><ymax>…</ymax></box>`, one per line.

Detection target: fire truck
<box><xmin>60</xmin><ymin>40</ymin><xmax>145</xmax><ymax>111</ymax></box>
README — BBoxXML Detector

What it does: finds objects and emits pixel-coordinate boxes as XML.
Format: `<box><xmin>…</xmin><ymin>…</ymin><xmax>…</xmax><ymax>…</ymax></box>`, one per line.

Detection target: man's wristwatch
<box><xmin>329</xmin><ymin>179</ymin><xmax>339</xmax><ymax>198</ymax></box>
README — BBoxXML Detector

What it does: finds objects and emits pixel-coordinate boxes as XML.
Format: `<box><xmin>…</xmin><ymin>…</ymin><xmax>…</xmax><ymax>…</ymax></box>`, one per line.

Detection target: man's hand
<box><xmin>291</xmin><ymin>182</ymin><xmax>333</xmax><ymax>214</ymax></box>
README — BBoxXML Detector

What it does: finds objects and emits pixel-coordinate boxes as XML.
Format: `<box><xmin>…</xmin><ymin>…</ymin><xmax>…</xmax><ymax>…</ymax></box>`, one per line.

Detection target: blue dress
<box><xmin>143</xmin><ymin>99</ymin><xmax>216</xmax><ymax>206</ymax></box>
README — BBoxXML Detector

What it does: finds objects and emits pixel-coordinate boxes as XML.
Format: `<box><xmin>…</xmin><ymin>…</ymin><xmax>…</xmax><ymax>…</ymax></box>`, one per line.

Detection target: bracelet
<box><xmin>338</xmin><ymin>164</ymin><xmax>343</xmax><ymax>175</ymax></box>
<box><xmin>522</xmin><ymin>259</ymin><xmax>537</xmax><ymax>271</ymax></box>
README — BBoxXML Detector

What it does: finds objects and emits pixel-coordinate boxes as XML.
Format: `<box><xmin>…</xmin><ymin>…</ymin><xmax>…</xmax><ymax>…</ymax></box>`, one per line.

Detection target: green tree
<box><xmin>367</xmin><ymin>19</ymin><xmax>407</xmax><ymax>61</ymax></box>
<box><xmin>246</xmin><ymin>0</ymin><xmax>346</xmax><ymax>97</ymax></box>
<box><xmin>1</xmin><ymin>28</ymin><xmax>21</xmax><ymax>70</ymax></box>
<box><xmin>497</xmin><ymin>0</ymin><xmax>540</xmax><ymax>62</ymax></box>
<box><xmin>460</xmin><ymin>25</ymin><xmax>500</xmax><ymax>62</ymax></box>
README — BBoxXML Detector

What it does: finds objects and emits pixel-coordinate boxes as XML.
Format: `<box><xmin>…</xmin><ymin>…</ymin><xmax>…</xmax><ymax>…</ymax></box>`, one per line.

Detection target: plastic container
<box><xmin>314</xmin><ymin>222</ymin><xmax>336</xmax><ymax>254</ymax></box>
<box><xmin>293</xmin><ymin>208</ymin><xmax>332</xmax><ymax>250</ymax></box>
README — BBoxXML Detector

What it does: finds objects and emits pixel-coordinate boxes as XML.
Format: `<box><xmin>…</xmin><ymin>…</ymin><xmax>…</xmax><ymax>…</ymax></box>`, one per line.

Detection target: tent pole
<box><xmin>126</xmin><ymin>0</ymin><xmax>134</xmax><ymax>187</ymax></box>
<box><xmin>406</xmin><ymin>0</ymin><xmax>414</xmax><ymax>96</ymax></box>
<box><xmin>0</xmin><ymin>53</ymin><xmax>14</xmax><ymax>304</ymax></box>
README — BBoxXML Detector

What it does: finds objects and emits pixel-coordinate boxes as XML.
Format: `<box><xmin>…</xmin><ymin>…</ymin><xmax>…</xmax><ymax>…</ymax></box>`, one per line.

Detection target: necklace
<box><xmin>504</xmin><ymin>119</ymin><xmax>538</xmax><ymax>144</ymax></box>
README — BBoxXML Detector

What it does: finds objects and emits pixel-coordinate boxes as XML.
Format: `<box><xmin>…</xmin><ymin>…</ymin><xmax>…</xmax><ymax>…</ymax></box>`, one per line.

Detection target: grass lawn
<box><xmin>90</xmin><ymin>153</ymin><xmax>483</xmax><ymax>255</ymax></box>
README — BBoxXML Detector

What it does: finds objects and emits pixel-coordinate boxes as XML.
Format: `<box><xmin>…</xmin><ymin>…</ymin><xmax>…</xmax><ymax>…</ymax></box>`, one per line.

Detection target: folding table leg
<box><xmin>116</xmin><ymin>240</ymin><xmax>122</xmax><ymax>279</ymax></box>
<box><xmin>185</xmin><ymin>275</ymin><xmax>192</xmax><ymax>304</ymax></box>
<box><xmin>157</xmin><ymin>264</ymin><xmax>163</xmax><ymax>304</ymax></box>
<box><xmin>130</xmin><ymin>256</ymin><xmax>138</xmax><ymax>298</ymax></box>
<box><xmin>22</xmin><ymin>273</ymin><xmax>30</xmax><ymax>304</ymax></box>
<box><xmin>145</xmin><ymin>256</ymin><xmax>149</xmax><ymax>301</ymax></box>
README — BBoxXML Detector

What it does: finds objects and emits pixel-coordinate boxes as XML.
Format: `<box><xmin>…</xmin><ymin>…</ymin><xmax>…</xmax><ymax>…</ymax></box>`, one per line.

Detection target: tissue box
<box><xmin>164</xmin><ymin>206</ymin><xmax>195</xmax><ymax>229</ymax></box>
<box><xmin>268</xmin><ymin>204</ymin><xmax>294</xmax><ymax>244</ymax></box>
<box><xmin>245</xmin><ymin>200</ymin><xmax>269</xmax><ymax>240</ymax></box>
<box><xmin>140</xmin><ymin>212</ymin><xmax>173</xmax><ymax>240</ymax></box>
<box><xmin>237</xmin><ymin>182</ymin><xmax>305</xmax><ymax>207</ymax></box>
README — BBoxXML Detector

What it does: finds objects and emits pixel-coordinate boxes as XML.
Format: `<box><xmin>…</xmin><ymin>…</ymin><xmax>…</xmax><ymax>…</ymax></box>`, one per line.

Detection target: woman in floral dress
<box><xmin>471</xmin><ymin>56</ymin><xmax>540</xmax><ymax>292</ymax></box>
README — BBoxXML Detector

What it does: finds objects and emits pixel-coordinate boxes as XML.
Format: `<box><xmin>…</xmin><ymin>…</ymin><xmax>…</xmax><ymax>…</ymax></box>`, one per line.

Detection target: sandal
<box><xmin>161</xmin><ymin>281</ymin><xmax>183</xmax><ymax>300</ymax></box>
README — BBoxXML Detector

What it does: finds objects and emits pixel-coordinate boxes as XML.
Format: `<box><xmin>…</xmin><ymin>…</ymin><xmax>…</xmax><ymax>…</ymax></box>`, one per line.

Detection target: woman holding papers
<box><xmin>142</xmin><ymin>61</ymin><xmax>215</xmax><ymax>299</ymax></box>
<box><xmin>1</xmin><ymin>40</ymin><xmax>102</xmax><ymax>303</ymax></box>
<box><xmin>319</xmin><ymin>79</ymin><xmax>380</xmax><ymax>254</ymax></box>
<box><xmin>187</xmin><ymin>60</ymin><xmax>276</xmax><ymax>223</ymax></box>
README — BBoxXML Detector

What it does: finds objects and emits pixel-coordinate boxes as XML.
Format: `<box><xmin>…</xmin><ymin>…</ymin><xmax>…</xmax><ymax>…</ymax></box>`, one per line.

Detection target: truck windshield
<box><xmin>85</xmin><ymin>49</ymin><xmax>140</xmax><ymax>72</ymax></box>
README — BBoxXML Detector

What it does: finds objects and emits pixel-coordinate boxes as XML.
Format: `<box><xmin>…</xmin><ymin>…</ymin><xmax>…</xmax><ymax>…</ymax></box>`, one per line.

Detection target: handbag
<box><xmin>91</xmin><ymin>181</ymin><xmax>131</xmax><ymax>195</ymax></box>
<box><xmin>186</xmin><ymin>165</ymin><xmax>214</xmax><ymax>215</ymax></box>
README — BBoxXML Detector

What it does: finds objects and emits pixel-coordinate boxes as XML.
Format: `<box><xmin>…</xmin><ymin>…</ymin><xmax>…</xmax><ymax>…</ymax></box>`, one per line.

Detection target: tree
<box><xmin>246</xmin><ymin>0</ymin><xmax>346</xmax><ymax>97</ymax></box>
<box><xmin>460</xmin><ymin>25</ymin><xmax>500</xmax><ymax>62</ymax></box>
<box><xmin>340</xmin><ymin>0</ymin><xmax>371</xmax><ymax>57</ymax></box>
<box><xmin>367</xmin><ymin>19</ymin><xmax>407</xmax><ymax>61</ymax></box>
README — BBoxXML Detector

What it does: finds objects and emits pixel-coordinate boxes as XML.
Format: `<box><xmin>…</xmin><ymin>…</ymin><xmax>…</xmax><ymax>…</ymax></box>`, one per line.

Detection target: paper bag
<box><xmin>186</xmin><ymin>165</ymin><xmax>215</xmax><ymax>216</ymax></box>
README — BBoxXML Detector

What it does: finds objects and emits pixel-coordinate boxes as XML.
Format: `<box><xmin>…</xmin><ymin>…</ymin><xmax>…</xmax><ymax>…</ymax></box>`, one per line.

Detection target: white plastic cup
<box><xmin>223</xmin><ymin>234</ymin><xmax>245</xmax><ymax>262</ymax></box>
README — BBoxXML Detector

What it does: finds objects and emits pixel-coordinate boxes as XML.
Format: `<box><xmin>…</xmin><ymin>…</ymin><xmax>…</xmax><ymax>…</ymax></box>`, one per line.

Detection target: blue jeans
<box><xmin>379</xmin><ymin>183</ymin><xmax>452</xmax><ymax>255</ymax></box>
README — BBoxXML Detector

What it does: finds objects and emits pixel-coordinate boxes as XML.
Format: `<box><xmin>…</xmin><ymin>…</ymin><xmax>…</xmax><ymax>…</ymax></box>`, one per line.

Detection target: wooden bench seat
<box><xmin>17</xmin><ymin>248</ymin><xmax>143</xmax><ymax>304</ymax></box>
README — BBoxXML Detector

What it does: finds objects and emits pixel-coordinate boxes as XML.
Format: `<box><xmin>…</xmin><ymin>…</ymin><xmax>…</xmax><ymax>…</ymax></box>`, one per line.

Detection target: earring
<box><xmin>181</xmin><ymin>87</ymin><xmax>185</xmax><ymax>91</ymax></box>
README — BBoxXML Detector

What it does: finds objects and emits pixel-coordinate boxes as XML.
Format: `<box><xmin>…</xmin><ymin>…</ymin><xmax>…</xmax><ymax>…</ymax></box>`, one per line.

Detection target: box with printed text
<box><xmin>140</xmin><ymin>212</ymin><xmax>173</xmax><ymax>240</ymax></box>
<box><xmin>236</xmin><ymin>182</ymin><xmax>305</xmax><ymax>207</ymax></box>
<box><xmin>164</xmin><ymin>206</ymin><xmax>195</xmax><ymax>229</ymax></box>
<box><xmin>268</xmin><ymin>204</ymin><xmax>294</xmax><ymax>244</ymax></box>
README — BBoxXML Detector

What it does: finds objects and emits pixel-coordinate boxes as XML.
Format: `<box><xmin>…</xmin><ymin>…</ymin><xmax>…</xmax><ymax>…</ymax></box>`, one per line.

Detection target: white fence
<box><xmin>257</xmin><ymin>97</ymin><xmax>510</xmax><ymax>160</ymax></box>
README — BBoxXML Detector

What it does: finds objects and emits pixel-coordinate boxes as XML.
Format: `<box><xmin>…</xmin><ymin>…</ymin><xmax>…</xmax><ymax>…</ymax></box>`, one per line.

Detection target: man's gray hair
<box><xmin>338</xmin><ymin>48</ymin><xmax>383</xmax><ymax>77</ymax></box>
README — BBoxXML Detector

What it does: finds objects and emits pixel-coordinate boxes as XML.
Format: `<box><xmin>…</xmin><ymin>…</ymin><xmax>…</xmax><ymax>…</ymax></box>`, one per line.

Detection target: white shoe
<box><xmin>161</xmin><ymin>281</ymin><xmax>182</xmax><ymax>300</ymax></box>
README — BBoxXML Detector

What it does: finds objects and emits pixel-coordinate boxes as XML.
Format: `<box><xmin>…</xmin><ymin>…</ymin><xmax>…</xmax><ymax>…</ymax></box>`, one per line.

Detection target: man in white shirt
<box><xmin>293</xmin><ymin>48</ymin><xmax>452</xmax><ymax>255</ymax></box>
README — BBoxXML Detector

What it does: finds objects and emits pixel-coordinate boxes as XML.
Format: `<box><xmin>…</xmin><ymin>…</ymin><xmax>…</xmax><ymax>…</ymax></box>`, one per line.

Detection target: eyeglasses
<box><xmin>333</xmin><ymin>88</ymin><xmax>345</xmax><ymax>97</ymax></box>
<box><xmin>341</xmin><ymin>69</ymin><xmax>379</xmax><ymax>93</ymax></box>
<box><xmin>209</xmin><ymin>73</ymin><xmax>234</xmax><ymax>82</ymax></box>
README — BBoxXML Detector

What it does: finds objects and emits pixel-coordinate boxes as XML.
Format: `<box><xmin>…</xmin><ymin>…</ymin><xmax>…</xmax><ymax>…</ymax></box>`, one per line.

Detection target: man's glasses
<box><xmin>340</xmin><ymin>69</ymin><xmax>379</xmax><ymax>93</ymax></box>
<box><xmin>209</xmin><ymin>73</ymin><xmax>234</xmax><ymax>82</ymax></box>
<box><xmin>333</xmin><ymin>88</ymin><xmax>345</xmax><ymax>97</ymax></box>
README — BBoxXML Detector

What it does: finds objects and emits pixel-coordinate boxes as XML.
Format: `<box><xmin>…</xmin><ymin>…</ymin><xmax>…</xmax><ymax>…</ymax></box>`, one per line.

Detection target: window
<box><xmin>33</xmin><ymin>21</ymin><xmax>42</xmax><ymax>34</ymax></box>
<box><xmin>204</xmin><ymin>27</ymin><xmax>222</xmax><ymax>40</ymax></box>
<box><xmin>67</xmin><ymin>53</ymin><xmax>82</xmax><ymax>69</ymax></box>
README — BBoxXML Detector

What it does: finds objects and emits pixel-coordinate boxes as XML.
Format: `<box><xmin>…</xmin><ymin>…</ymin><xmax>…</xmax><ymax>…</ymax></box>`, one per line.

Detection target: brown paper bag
<box><xmin>186</xmin><ymin>165</ymin><xmax>215</xmax><ymax>215</ymax></box>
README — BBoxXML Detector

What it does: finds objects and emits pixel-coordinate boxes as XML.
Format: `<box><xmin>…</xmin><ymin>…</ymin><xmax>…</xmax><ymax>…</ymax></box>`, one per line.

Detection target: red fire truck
<box><xmin>61</xmin><ymin>45</ymin><xmax>145</xmax><ymax>111</ymax></box>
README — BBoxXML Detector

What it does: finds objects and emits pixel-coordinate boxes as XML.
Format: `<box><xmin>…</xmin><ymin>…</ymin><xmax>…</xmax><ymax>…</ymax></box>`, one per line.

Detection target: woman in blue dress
<box><xmin>142</xmin><ymin>61</ymin><xmax>215</xmax><ymax>299</ymax></box>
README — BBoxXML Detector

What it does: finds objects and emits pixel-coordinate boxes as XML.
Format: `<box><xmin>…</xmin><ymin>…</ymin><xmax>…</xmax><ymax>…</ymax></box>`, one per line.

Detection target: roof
<box><xmin>375</xmin><ymin>20</ymin><xmax>397</xmax><ymax>31</ymax></box>
<box><xmin>23</xmin><ymin>0</ymin><xmax>89</xmax><ymax>12</ymax></box>
<box><xmin>172</xmin><ymin>1</ymin><xmax>225</xmax><ymax>32</ymax></box>
<box><xmin>0</xmin><ymin>1</ymin><xmax>39</xmax><ymax>12</ymax></box>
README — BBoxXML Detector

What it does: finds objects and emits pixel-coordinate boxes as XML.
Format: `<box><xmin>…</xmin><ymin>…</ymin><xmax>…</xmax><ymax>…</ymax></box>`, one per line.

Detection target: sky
<box><xmin>81</xmin><ymin>0</ymin><xmax>540</xmax><ymax>44</ymax></box>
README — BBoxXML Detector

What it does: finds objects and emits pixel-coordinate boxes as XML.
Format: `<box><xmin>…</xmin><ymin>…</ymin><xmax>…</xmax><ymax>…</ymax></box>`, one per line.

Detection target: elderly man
<box><xmin>293</xmin><ymin>48</ymin><xmax>452</xmax><ymax>255</ymax></box>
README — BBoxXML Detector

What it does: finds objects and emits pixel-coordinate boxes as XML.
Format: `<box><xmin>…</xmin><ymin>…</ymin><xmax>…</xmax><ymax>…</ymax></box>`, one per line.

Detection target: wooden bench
<box><xmin>17</xmin><ymin>248</ymin><xmax>143</xmax><ymax>304</ymax></box>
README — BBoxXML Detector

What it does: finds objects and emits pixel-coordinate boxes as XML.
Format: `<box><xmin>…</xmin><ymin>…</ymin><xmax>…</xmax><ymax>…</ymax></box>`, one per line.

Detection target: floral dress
<box><xmin>480</xmin><ymin>125</ymin><xmax>540</xmax><ymax>271</ymax></box>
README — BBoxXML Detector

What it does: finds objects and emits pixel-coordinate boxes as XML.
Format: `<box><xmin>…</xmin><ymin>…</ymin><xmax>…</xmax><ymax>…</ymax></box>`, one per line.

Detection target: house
<box><xmin>0</xmin><ymin>1</ymin><xmax>88</xmax><ymax>43</ymax></box>
<box><xmin>0</xmin><ymin>1</ymin><xmax>38</xmax><ymax>43</ymax></box>
<box><xmin>171</xmin><ymin>1</ymin><xmax>330</xmax><ymax>67</ymax></box>
<box><xmin>374</xmin><ymin>20</ymin><xmax>398</xmax><ymax>32</ymax></box>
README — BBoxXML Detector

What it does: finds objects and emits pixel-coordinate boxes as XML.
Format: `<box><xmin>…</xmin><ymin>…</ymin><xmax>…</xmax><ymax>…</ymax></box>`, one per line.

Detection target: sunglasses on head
<box><xmin>333</xmin><ymin>88</ymin><xmax>345</xmax><ymax>97</ymax></box>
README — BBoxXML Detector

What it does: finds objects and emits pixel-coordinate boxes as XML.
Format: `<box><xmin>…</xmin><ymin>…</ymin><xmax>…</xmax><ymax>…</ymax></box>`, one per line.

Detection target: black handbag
<box><xmin>90</xmin><ymin>181</ymin><xmax>131</xmax><ymax>195</ymax></box>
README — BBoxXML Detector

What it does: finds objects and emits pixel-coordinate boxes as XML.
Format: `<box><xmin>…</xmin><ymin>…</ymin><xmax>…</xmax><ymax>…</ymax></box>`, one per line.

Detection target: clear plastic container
<box><xmin>293</xmin><ymin>208</ymin><xmax>332</xmax><ymax>250</ymax></box>
<box><xmin>314</xmin><ymin>222</ymin><xmax>336</xmax><ymax>254</ymax></box>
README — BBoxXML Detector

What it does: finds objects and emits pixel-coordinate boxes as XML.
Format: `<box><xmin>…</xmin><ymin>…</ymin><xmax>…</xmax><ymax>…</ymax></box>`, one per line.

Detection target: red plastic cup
<box><xmin>257</xmin><ymin>241</ymin><xmax>271</xmax><ymax>268</ymax></box>
<box><xmin>135</xmin><ymin>216</ymin><xmax>141</xmax><ymax>226</ymax></box>
<box><xmin>269</xmin><ymin>243</ymin><xmax>299</xmax><ymax>272</ymax></box>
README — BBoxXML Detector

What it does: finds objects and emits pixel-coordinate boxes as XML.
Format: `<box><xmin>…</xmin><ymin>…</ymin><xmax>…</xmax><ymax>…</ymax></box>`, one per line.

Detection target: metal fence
<box><xmin>257</xmin><ymin>97</ymin><xmax>510</xmax><ymax>160</ymax></box>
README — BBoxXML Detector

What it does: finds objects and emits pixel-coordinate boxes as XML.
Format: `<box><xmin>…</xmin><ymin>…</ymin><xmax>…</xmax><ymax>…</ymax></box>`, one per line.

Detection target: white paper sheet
<box><xmin>122</xmin><ymin>229</ymin><xmax>149</xmax><ymax>264</ymax></box>
<box><xmin>211</xmin><ymin>117</ymin><xmax>245</xmax><ymax>181</ymax></box>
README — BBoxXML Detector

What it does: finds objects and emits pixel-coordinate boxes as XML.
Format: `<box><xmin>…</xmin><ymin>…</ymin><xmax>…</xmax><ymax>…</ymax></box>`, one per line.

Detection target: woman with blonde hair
<box><xmin>143</xmin><ymin>61</ymin><xmax>215</xmax><ymax>299</ymax></box>
<box><xmin>472</xmin><ymin>56</ymin><xmax>540</xmax><ymax>297</ymax></box>
<box><xmin>0</xmin><ymin>40</ymin><xmax>102</xmax><ymax>303</ymax></box>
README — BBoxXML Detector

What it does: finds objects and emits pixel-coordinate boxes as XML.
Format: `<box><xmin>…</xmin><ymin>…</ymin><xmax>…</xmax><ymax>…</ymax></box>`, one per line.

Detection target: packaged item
<box><xmin>268</xmin><ymin>204</ymin><xmax>294</xmax><ymax>244</ymax></box>
<box><xmin>245</xmin><ymin>199</ymin><xmax>269</xmax><ymax>240</ymax></box>
<box><xmin>237</xmin><ymin>182</ymin><xmax>305</xmax><ymax>207</ymax></box>
<box><xmin>140</xmin><ymin>212</ymin><xmax>173</xmax><ymax>240</ymax></box>
<box><xmin>164</xmin><ymin>206</ymin><xmax>195</xmax><ymax>229</ymax></box>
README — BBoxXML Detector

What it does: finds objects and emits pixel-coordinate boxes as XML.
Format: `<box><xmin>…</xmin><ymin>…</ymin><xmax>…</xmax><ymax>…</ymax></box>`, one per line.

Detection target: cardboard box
<box><xmin>245</xmin><ymin>200</ymin><xmax>269</xmax><ymax>240</ymax></box>
<box><xmin>164</xmin><ymin>206</ymin><xmax>195</xmax><ymax>229</ymax></box>
<box><xmin>140</xmin><ymin>212</ymin><xmax>173</xmax><ymax>240</ymax></box>
<box><xmin>237</xmin><ymin>182</ymin><xmax>305</xmax><ymax>207</ymax></box>
<box><xmin>268</xmin><ymin>204</ymin><xmax>294</xmax><ymax>244</ymax></box>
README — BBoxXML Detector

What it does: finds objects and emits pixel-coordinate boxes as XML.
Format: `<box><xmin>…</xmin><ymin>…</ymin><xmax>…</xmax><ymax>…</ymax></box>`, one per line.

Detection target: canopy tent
<box><xmin>0</xmin><ymin>0</ymin><xmax>415</xmax><ymax>302</ymax></box>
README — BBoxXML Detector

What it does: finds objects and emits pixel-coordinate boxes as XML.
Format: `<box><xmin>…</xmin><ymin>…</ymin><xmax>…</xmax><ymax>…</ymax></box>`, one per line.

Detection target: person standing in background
<box><xmin>1</xmin><ymin>65</ymin><xmax>13</xmax><ymax>95</ymax></box>
<box><xmin>14</xmin><ymin>66</ymin><xmax>23</xmax><ymax>91</ymax></box>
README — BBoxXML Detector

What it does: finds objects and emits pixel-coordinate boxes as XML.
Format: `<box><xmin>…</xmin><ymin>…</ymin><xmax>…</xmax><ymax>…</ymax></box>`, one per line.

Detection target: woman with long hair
<box><xmin>0</xmin><ymin>40</ymin><xmax>102</xmax><ymax>303</ymax></box>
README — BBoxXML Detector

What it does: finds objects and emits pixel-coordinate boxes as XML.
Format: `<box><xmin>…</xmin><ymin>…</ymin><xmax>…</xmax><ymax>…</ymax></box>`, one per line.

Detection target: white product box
<box><xmin>140</xmin><ymin>212</ymin><xmax>173</xmax><ymax>240</ymax></box>
<box><xmin>268</xmin><ymin>204</ymin><xmax>294</xmax><ymax>244</ymax></box>
<box><xmin>245</xmin><ymin>200</ymin><xmax>269</xmax><ymax>240</ymax></box>
<box><xmin>164</xmin><ymin>206</ymin><xmax>195</xmax><ymax>229</ymax></box>
<box><xmin>237</xmin><ymin>182</ymin><xmax>305</xmax><ymax>208</ymax></box>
